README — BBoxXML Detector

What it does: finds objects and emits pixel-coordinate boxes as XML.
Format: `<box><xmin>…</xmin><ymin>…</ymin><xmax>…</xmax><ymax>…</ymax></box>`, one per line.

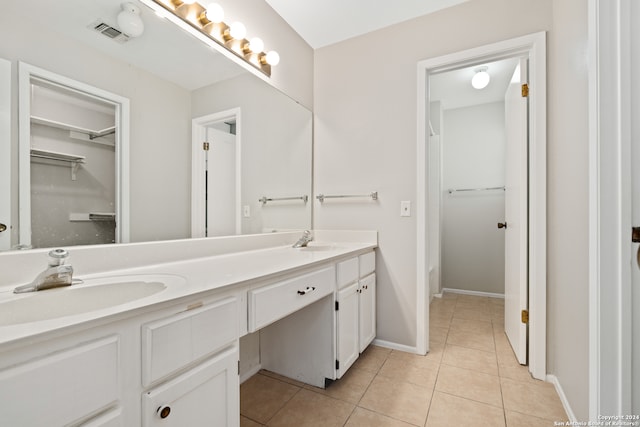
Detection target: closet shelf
<box><xmin>31</xmin><ymin>115</ymin><xmax>115</xmax><ymax>141</ymax></box>
<box><xmin>30</xmin><ymin>148</ymin><xmax>85</xmax><ymax>180</ymax></box>
<box><xmin>69</xmin><ymin>212</ymin><xmax>116</xmax><ymax>222</ymax></box>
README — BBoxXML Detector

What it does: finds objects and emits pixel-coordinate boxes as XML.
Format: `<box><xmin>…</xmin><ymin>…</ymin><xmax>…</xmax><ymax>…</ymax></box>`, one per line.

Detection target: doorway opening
<box><xmin>191</xmin><ymin>108</ymin><xmax>242</xmax><ymax>238</ymax></box>
<box><xmin>416</xmin><ymin>32</ymin><xmax>547</xmax><ymax>380</ymax></box>
<box><xmin>18</xmin><ymin>62</ymin><xmax>130</xmax><ymax>249</ymax></box>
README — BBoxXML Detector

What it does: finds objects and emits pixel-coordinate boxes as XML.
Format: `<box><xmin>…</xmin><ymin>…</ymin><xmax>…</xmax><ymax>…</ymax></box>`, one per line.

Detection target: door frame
<box><xmin>0</xmin><ymin>58</ymin><xmax>10</xmax><ymax>250</ymax></box>
<box><xmin>588</xmin><ymin>0</ymin><xmax>634</xmax><ymax>417</ymax></box>
<box><xmin>416</xmin><ymin>32</ymin><xmax>547</xmax><ymax>380</ymax></box>
<box><xmin>18</xmin><ymin>62</ymin><xmax>130</xmax><ymax>247</ymax></box>
<box><xmin>191</xmin><ymin>108</ymin><xmax>242</xmax><ymax>237</ymax></box>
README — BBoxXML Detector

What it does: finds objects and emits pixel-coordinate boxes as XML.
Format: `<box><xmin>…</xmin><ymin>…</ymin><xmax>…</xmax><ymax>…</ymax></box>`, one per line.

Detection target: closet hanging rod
<box><xmin>447</xmin><ymin>186</ymin><xmax>505</xmax><ymax>194</ymax></box>
<box><xmin>316</xmin><ymin>192</ymin><xmax>378</xmax><ymax>203</ymax></box>
<box><xmin>259</xmin><ymin>195</ymin><xmax>309</xmax><ymax>205</ymax></box>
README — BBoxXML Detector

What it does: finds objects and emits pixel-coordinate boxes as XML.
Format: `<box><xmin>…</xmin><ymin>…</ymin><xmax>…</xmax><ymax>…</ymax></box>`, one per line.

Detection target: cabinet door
<box><xmin>142</xmin><ymin>345</ymin><xmax>239</xmax><ymax>427</ymax></box>
<box><xmin>336</xmin><ymin>282</ymin><xmax>359</xmax><ymax>378</ymax></box>
<box><xmin>359</xmin><ymin>274</ymin><xmax>376</xmax><ymax>353</ymax></box>
<box><xmin>0</xmin><ymin>336</ymin><xmax>119</xmax><ymax>427</ymax></box>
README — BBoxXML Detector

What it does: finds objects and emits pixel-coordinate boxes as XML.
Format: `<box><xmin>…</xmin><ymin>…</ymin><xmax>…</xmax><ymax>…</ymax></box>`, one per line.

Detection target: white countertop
<box><xmin>0</xmin><ymin>233</ymin><xmax>376</xmax><ymax>347</ymax></box>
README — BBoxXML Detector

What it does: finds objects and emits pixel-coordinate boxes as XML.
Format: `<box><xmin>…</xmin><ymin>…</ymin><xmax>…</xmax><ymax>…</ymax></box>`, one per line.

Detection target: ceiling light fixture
<box><xmin>471</xmin><ymin>67</ymin><xmax>490</xmax><ymax>90</ymax></box>
<box><xmin>146</xmin><ymin>0</ymin><xmax>279</xmax><ymax>77</ymax></box>
<box><xmin>117</xmin><ymin>2</ymin><xmax>145</xmax><ymax>38</ymax></box>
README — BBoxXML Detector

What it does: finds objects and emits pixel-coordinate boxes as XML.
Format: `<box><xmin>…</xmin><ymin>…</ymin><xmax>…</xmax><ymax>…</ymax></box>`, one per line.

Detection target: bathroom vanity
<box><xmin>0</xmin><ymin>230</ymin><xmax>377</xmax><ymax>426</ymax></box>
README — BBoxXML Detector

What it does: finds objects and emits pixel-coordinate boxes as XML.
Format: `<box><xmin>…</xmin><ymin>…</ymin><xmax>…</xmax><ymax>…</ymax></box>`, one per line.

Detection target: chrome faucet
<box><xmin>292</xmin><ymin>230</ymin><xmax>314</xmax><ymax>248</ymax></box>
<box><xmin>14</xmin><ymin>249</ymin><xmax>74</xmax><ymax>294</ymax></box>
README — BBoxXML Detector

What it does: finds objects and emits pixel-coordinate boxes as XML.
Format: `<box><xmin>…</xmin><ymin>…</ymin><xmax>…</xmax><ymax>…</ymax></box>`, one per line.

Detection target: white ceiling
<box><xmin>10</xmin><ymin>0</ymin><xmax>247</xmax><ymax>91</ymax></box>
<box><xmin>430</xmin><ymin>57</ymin><xmax>521</xmax><ymax>110</ymax></box>
<box><xmin>265</xmin><ymin>0</ymin><xmax>468</xmax><ymax>49</ymax></box>
<box><xmin>12</xmin><ymin>0</ymin><xmax>516</xmax><ymax>108</ymax></box>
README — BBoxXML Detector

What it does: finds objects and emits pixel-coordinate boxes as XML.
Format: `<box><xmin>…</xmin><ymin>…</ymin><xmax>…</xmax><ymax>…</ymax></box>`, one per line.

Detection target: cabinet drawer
<box><xmin>359</xmin><ymin>251</ymin><xmax>375</xmax><ymax>277</ymax></box>
<box><xmin>336</xmin><ymin>257</ymin><xmax>358</xmax><ymax>289</ymax></box>
<box><xmin>142</xmin><ymin>346</ymin><xmax>239</xmax><ymax>427</ymax></box>
<box><xmin>142</xmin><ymin>297</ymin><xmax>238</xmax><ymax>386</ymax></box>
<box><xmin>0</xmin><ymin>336</ymin><xmax>119</xmax><ymax>427</ymax></box>
<box><xmin>248</xmin><ymin>266</ymin><xmax>335</xmax><ymax>332</ymax></box>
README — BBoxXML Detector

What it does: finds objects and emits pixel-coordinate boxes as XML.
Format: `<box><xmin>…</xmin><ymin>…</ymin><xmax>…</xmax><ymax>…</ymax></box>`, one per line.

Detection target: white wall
<box><xmin>313</xmin><ymin>0</ymin><xmax>591</xmax><ymax>421</ymax></box>
<box><xmin>548</xmin><ymin>0</ymin><xmax>590</xmax><ymax>419</ymax></box>
<box><xmin>192</xmin><ymin>74</ymin><xmax>313</xmax><ymax>234</ymax></box>
<box><xmin>441</xmin><ymin>102</ymin><xmax>505</xmax><ymax>295</ymax></box>
<box><xmin>314</xmin><ymin>0</ymin><xmax>553</xmax><ymax>353</ymax></box>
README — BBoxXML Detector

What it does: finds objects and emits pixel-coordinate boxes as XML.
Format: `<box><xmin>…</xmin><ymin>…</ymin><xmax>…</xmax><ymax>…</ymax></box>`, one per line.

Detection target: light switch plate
<box><xmin>400</xmin><ymin>201</ymin><xmax>411</xmax><ymax>217</ymax></box>
<box><xmin>243</xmin><ymin>205</ymin><xmax>251</xmax><ymax>217</ymax></box>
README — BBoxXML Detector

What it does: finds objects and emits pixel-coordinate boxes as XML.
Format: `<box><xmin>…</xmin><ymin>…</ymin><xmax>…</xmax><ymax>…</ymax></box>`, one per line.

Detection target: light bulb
<box><xmin>248</xmin><ymin>37</ymin><xmax>264</xmax><ymax>53</ymax></box>
<box><xmin>204</xmin><ymin>3</ymin><xmax>224</xmax><ymax>23</ymax></box>
<box><xmin>229</xmin><ymin>22</ymin><xmax>246</xmax><ymax>39</ymax></box>
<box><xmin>117</xmin><ymin>2</ymin><xmax>144</xmax><ymax>38</ymax></box>
<box><xmin>265</xmin><ymin>51</ymin><xmax>280</xmax><ymax>66</ymax></box>
<box><xmin>471</xmin><ymin>68</ymin><xmax>490</xmax><ymax>89</ymax></box>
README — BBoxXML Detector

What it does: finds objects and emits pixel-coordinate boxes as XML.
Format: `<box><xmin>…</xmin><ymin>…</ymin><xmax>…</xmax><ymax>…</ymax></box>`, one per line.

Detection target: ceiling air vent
<box><xmin>89</xmin><ymin>20</ymin><xmax>130</xmax><ymax>44</ymax></box>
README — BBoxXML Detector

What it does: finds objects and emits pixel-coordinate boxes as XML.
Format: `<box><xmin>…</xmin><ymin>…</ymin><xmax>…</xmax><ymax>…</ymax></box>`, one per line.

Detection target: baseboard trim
<box><xmin>442</xmin><ymin>287</ymin><xmax>505</xmax><ymax>299</ymax></box>
<box><xmin>372</xmin><ymin>338</ymin><xmax>419</xmax><ymax>354</ymax></box>
<box><xmin>546</xmin><ymin>374</ymin><xmax>577</xmax><ymax>423</ymax></box>
<box><xmin>240</xmin><ymin>364</ymin><xmax>262</xmax><ymax>384</ymax></box>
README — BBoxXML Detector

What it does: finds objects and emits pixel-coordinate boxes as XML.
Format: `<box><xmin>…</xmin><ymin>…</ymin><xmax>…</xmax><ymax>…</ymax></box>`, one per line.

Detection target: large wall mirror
<box><xmin>0</xmin><ymin>0</ymin><xmax>312</xmax><ymax>251</ymax></box>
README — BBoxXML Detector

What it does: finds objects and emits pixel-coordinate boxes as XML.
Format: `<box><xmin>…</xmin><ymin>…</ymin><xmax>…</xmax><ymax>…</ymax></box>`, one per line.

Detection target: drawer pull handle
<box><xmin>157</xmin><ymin>405</ymin><xmax>171</xmax><ymax>419</ymax></box>
<box><xmin>297</xmin><ymin>286</ymin><xmax>316</xmax><ymax>295</ymax></box>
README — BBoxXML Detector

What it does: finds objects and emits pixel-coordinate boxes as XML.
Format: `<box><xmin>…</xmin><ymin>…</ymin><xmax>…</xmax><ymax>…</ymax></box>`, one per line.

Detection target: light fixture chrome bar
<box><xmin>259</xmin><ymin>195</ymin><xmax>309</xmax><ymax>205</ymax></box>
<box><xmin>316</xmin><ymin>192</ymin><xmax>378</xmax><ymax>203</ymax></box>
<box><xmin>447</xmin><ymin>186</ymin><xmax>505</xmax><ymax>194</ymax></box>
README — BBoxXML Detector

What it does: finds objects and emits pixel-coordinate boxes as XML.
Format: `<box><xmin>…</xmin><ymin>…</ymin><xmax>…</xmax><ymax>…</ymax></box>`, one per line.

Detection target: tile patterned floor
<box><xmin>240</xmin><ymin>292</ymin><xmax>567</xmax><ymax>426</ymax></box>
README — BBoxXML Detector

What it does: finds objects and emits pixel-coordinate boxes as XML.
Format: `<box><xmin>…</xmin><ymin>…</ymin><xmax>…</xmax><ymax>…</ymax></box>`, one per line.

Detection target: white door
<box><xmin>206</xmin><ymin>127</ymin><xmax>237</xmax><ymax>237</ymax></box>
<box><xmin>631</xmin><ymin>0</ymin><xmax>640</xmax><ymax>412</ymax></box>
<box><xmin>503</xmin><ymin>59</ymin><xmax>529</xmax><ymax>365</ymax></box>
<box><xmin>0</xmin><ymin>58</ymin><xmax>10</xmax><ymax>250</ymax></box>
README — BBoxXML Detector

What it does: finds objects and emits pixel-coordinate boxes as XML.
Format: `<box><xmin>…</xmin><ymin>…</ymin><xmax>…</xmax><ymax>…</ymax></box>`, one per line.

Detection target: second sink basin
<box><xmin>0</xmin><ymin>274</ymin><xmax>185</xmax><ymax>326</ymax></box>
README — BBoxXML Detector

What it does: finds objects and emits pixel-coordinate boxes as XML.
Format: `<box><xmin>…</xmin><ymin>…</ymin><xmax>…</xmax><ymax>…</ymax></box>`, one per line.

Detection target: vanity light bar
<box><xmin>150</xmin><ymin>0</ymin><xmax>278</xmax><ymax>77</ymax></box>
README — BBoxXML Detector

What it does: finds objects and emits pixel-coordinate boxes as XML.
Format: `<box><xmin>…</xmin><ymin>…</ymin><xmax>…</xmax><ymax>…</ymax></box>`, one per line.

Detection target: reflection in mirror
<box><xmin>1</xmin><ymin>0</ymin><xmax>312</xmax><ymax>252</ymax></box>
<box><xmin>18</xmin><ymin>63</ymin><xmax>130</xmax><ymax>250</ymax></box>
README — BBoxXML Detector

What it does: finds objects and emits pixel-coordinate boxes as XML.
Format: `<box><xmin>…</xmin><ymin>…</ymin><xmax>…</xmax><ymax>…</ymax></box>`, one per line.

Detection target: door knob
<box><xmin>497</xmin><ymin>222</ymin><xmax>507</xmax><ymax>229</ymax></box>
<box><xmin>0</xmin><ymin>223</ymin><xmax>6</xmax><ymax>233</ymax></box>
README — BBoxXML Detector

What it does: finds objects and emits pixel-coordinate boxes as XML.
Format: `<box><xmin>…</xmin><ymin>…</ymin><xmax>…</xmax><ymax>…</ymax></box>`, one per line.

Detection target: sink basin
<box><xmin>0</xmin><ymin>274</ymin><xmax>185</xmax><ymax>326</ymax></box>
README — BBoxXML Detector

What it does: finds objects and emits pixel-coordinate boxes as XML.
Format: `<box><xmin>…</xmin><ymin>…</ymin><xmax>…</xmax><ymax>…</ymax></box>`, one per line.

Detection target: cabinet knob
<box><xmin>157</xmin><ymin>405</ymin><xmax>171</xmax><ymax>419</ymax></box>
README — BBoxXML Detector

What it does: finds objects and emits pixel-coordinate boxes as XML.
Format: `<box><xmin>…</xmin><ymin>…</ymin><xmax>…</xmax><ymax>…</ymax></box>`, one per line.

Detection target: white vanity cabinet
<box><xmin>0</xmin><ymin>335</ymin><xmax>120</xmax><ymax>426</ymax></box>
<box><xmin>141</xmin><ymin>297</ymin><xmax>240</xmax><ymax>427</ymax></box>
<box><xmin>142</xmin><ymin>345</ymin><xmax>239</xmax><ymax>427</ymax></box>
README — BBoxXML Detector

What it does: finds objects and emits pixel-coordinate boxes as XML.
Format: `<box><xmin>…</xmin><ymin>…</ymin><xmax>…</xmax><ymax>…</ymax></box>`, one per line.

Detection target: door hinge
<box><xmin>521</xmin><ymin>309</ymin><xmax>529</xmax><ymax>324</ymax></box>
<box><xmin>203</xmin><ymin>142</ymin><xmax>210</xmax><ymax>151</ymax></box>
<box><xmin>521</xmin><ymin>83</ymin><xmax>529</xmax><ymax>98</ymax></box>
<box><xmin>238</xmin><ymin>360</ymin><xmax>240</xmax><ymax>375</ymax></box>
<box><xmin>335</xmin><ymin>301</ymin><xmax>339</xmax><ymax>311</ymax></box>
<box><xmin>335</xmin><ymin>360</ymin><xmax>340</xmax><ymax>370</ymax></box>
